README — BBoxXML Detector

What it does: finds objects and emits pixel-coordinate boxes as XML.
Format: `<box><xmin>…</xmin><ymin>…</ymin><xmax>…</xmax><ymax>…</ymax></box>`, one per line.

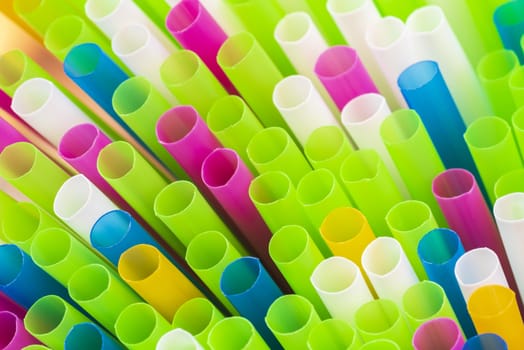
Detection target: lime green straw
<box><xmin>494</xmin><ymin>168</ymin><xmax>524</xmax><ymax>199</ymax></box>
<box><xmin>208</xmin><ymin>316</ymin><xmax>270</xmax><ymax>350</ymax></box>
<box><xmin>464</xmin><ymin>116</ymin><xmax>523</xmax><ymax>203</ymax></box>
<box><xmin>13</xmin><ymin>0</ymin><xmax>79</xmax><ymax>37</ymax></box>
<box><xmin>307</xmin><ymin>318</ymin><xmax>362</xmax><ymax>350</ymax></box>
<box><xmin>172</xmin><ymin>297</ymin><xmax>225</xmax><ymax>347</ymax></box>
<box><xmin>269</xmin><ymin>225</ymin><xmax>329</xmax><ymax>319</ymax></box>
<box><xmin>303</xmin><ymin>0</ymin><xmax>346</xmax><ymax>45</ymax></box>
<box><xmin>359</xmin><ymin>339</ymin><xmax>400</xmax><ymax>350</ymax></box>
<box><xmin>511</xmin><ymin>105</ymin><xmax>524</xmax><ymax>159</ymax></box>
<box><xmin>23</xmin><ymin>346</ymin><xmax>52</xmax><ymax>350</ymax></box>
<box><xmin>0</xmin><ymin>50</ymin><xmax>54</xmax><ymax>96</ymax></box>
<box><xmin>0</xmin><ymin>191</ymin><xmax>15</xmax><ymax>242</ymax></box>
<box><xmin>160</xmin><ymin>50</ymin><xmax>228</xmax><ymax>118</ymax></box>
<box><xmin>464</xmin><ymin>0</ymin><xmax>504</xmax><ymax>55</ymax></box>
<box><xmin>509</xmin><ymin>66</ymin><xmax>524</xmax><ymax>108</ymax></box>
<box><xmin>24</xmin><ymin>295</ymin><xmax>90</xmax><ymax>350</ymax></box>
<box><xmin>373</xmin><ymin>0</ymin><xmax>425</xmax><ymax>20</ymax></box>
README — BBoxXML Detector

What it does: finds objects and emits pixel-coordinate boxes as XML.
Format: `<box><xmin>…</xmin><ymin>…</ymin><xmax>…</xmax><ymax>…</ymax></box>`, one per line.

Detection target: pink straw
<box><xmin>0</xmin><ymin>117</ymin><xmax>27</xmax><ymax>153</ymax></box>
<box><xmin>314</xmin><ymin>46</ymin><xmax>378</xmax><ymax>110</ymax></box>
<box><xmin>412</xmin><ymin>317</ymin><xmax>465</xmax><ymax>350</ymax></box>
<box><xmin>166</xmin><ymin>0</ymin><xmax>236</xmax><ymax>93</ymax></box>
<box><xmin>0</xmin><ymin>311</ymin><xmax>40</xmax><ymax>349</ymax></box>
<box><xmin>0</xmin><ymin>292</ymin><xmax>25</xmax><ymax>318</ymax></box>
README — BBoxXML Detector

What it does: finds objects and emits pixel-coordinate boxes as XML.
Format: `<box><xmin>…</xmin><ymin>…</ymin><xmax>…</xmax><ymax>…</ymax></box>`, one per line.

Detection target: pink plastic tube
<box><xmin>166</xmin><ymin>0</ymin><xmax>235</xmax><ymax>93</ymax></box>
<box><xmin>0</xmin><ymin>292</ymin><xmax>25</xmax><ymax>318</ymax></box>
<box><xmin>0</xmin><ymin>117</ymin><xmax>26</xmax><ymax>153</ymax></box>
<box><xmin>412</xmin><ymin>317</ymin><xmax>464</xmax><ymax>350</ymax></box>
<box><xmin>314</xmin><ymin>46</ymin><xmax>378</xmax><ymax>110</ymax></box>
<box><xmin>0</xmin><ymin>311</ymin><xmax>40</xmax><ymax>349</ymax></box>
<box><xmin>0</xmin><ymin>89</ymin><xmax>16</xmax><ymax>117</ymax></box>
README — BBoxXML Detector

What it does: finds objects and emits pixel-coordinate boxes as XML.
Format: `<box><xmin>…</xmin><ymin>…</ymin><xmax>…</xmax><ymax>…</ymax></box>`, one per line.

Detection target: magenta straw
<box><xmin>0</xmin><ymin>117</ymin><xmax>27</xmax><ymax>153</ymax></box>
<box><xmin>314</xmin><ymin>45</ymin><xmax>378</xmax><ymax>110</ymax></box>
<box><xmin>166</xmin><ymin>0</ymin><xmax>236</xmax><ymax>93</ymax></box>
<box><xmin>412</xmin><ymin>317</ymin><xmax>465</xmax><ymax>350</ymax></box>
<box><xmin>0</xmin><ymin>292</ymin><xmax>25</xmax><ymax>318</ymax></box>
<box><xmin>0</xmin><ymin>311</ymin><xmax>41</xmax><ymax>349</ymax></box>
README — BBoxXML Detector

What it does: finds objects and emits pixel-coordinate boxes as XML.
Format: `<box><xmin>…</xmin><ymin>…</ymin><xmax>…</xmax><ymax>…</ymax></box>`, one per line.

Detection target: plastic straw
<box><xmin>118</xmin><ymin>244</ymin><xmax>203</xmax><ymax>321</ymax></box>
<box><xmin>64</xmin><ymin>322</ymin><xmax>124</xmax><ymax>350</ymax></box>
<box><xmin>0</xmin><ymin>113</ymin><xmax>26</xmax><ymax>153</ymax></box>
<box><xmin>463</xmin><ymin>333</ymin><xmax>508</xmax><ymax>350</ymax></box>
<box><xmin>114</xmin><ymin>302</ymin><xmax>172</xmax><ymax>350</ymax></box>
<box><xmin>156</xmin><ymin>328</ymin><xmax>204</xmax><ymax>350</ymax></box>
<box><xmin>208</xmin><ymin>316</ymin><xmax>270</xmax><ymax>350</ymax></box>
<box><xmin>160</xmin><ymin>50</ymin><xmax>228</xmax><ymax>117</ymax></box>
<box><xmin>220</xmin><ymin>256</ymin><xmax>283</xmax><ymax>349</ymax></box>
<box><xmin>462</xmin><ymin>0</ymin><xmax>504</xmax><ymax>55</ymax></box>
<box><xmin>0</xmin><ymin>50</ymin><xmax>53</xmax><ymax>97</ymax></box>
<box><xmin>302</xmin><ymin>0</ymin><xmax>346</xmax><ymax>46</ymax></box>
<box><xmin>494</xmin><ymin>168</ymin><xmax>524</xmax><ymax>199</ymax></box>
<box><xmin>0</xmin><ymin>311</ymin><xmax>40</xmax><ymax>349</ymax></box>
<box><xmin>13</xmin><ymin>0</ymin><xmax>78</xmax><ymax>36</ymax></box>
<box><xmin>509</xmin><ymin>66</ymin><xmax>524</xmax><ymax>107</ymax></box>
<box><xmin>268</xmin><ymin>225</ymin><xmax>329</xmax><ymax>318</ymax></box>
<box><xmin>310</xmin><ymin>256</ymin><xmax>373</xmax><ymax>325</ymax></box>
<box><xmin>0</xmin><ymin>292</ymin><xmax>25</xmax><ymax>318</ymax></box>
<box><xmin>339</xmin><ymin>149</ymin><xmax>403</xmax><ymax>236</ymax></box>
<box><xmin>373</xmin><ymin>0</ymin><xmax>424</xmax><ymax>20</ymax></box>
<box><xmin>412</xmin><ymin>317</ymin><xmax>465</xmax><ymax>350</ymax></box>
<box><xmin>306</xmin><ymin>318</ymin><xmax>362</xmax><ymax>350</ymax></box>
<box><xmin>188</xmin><ymin>0</ymin><xmax>244</xmax><ymax>35</ymax></box>
<box><xmin>358</xmin><ymin>339</ymin><xmax>400</xmax><ymax>350</ymax></box>
<box><xmin>494</xmin><ymin>1</ymin><xmax>524</xmax><ymax>63</ymax></box>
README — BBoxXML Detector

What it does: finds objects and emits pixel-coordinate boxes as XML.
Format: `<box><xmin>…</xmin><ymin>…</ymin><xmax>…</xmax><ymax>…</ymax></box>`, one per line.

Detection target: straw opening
<box><xmin>207</xmin><ymin>96</ymin><xmax>245</xmax><ymax>133</ymax></box>
<box><xmin>249</xmin><ymin>171</ymin><xmax>291</xmax><ymax>205</ymax></box>
<box><xmin>266</xmin><ymin>295</ymin><xmax>312</xmax><ymax>334</ymax></box>
<box><xmin>64</xmin><ymin>43</ymin><xmax>102</xmax><ymax>78</ymax></box>
<box><xmin>305</xmin><ymin>126</ymin><xmax>347</xmax><ymax>162</ymax></box>
<box><xmin>115</xmin><ymin>303</ymin><xmax>157</xmax><ymax>345</ymax></box>
<box><xmin>494</xmin><ymin>192</ymin><xmax>524</xmax><ymax>221</ymax></box>
<box><xmin>68</xmin><ymin>264</ymin><xmax>110</xmax><ymax>301</ymax></box>
<box><xmin>402</xmin><ymin>282</ymin><xmax>444</xmax><ymax>320</ymax></box>
<box><xmin>494</xmin><ymin>1</ymin><xmax>524</xmax><ymax>26</ymax></box>
<box><xmin>0</xmin><ymin>245</ymin><xmax>23</xmax><ymax>287</ymax></box>
<box><xmin>0</xmin><ymin>50</ymin><xmax>26</xmax><ymax>88</ymax></box>
<box><xmin>161</xmin><ymin>50</ymin><xmax>201</xmax><ymax>86</ymax></box>
<box><xmin>209</xmin><ymin>317</ymin><xmax>254</xmax><ymax>349</ymax></box>
<box><xmin>478</xmin><ymin>50</ymin><xmax>518</xmax><ymax>81</ymax></box>
<box><xmin>31</xmin><ymin>229</ymin><xmax>72</xmax><ymax>267</ymax></box>
<box><xmin>155</xmin><ymin>181</ymin><xmax>196</xmax><ymax>217</ymax></box>
<box><xmin>217</xmin><ymin>32</ymin><xmax>256</xmax><ymax>68</ymax></box>
<box><xmin>58</xmin><ymin>123</ymin><xmax>101</xmax><ymax>160</ymax></box>
<box><xmin>297</xmin><ymin>169</ymin><xmax>335</xmax><ymax>205</ymax></box>
<box><xmin>269</xmin><ymin>226</ymin><xmax>309</xmax><ymax>264</ymax></box>
<box><xmin>413</xmin><ymin>318</ymin><xmax>460</xmax><ymax>349</ymax></box>
<box><xmin>112</xmin><ymin>77</ymin><xmax>152</xmax><ymax>116</ymax></box>
<box><xmin>44</xmin><ymin>16</ymin><xmax>85</xmax><ymax>54</ymax></box>
<box><xmin>432</xmin><ymin>169</ymin><xmax>474</xmax><ymax>199</ymax></box>
<box><xmin>186</xmin><ymin>231</ymin><xmax>228</xmax><ymax>270</ymax></box>
<box><xmin>366</xmin><ymin>17</ymin><xmax>405</xmax><ymax>49</ymax></box>
<box><xmin>362</xmin><ymin>237</ymin><xmax>402</xmax><ymax>275</ymax></box>
<box><xmin>398</xmin><ymin>61</ymin><xmax>439</xmax><ymax>91</ymax></box>
<box><xmin>273</xmin><ymin>75</ymin><xmax>313</xmax><ymax>110</ymax></box>
<box><xmin>25</xmin><ymin>296</ymin><xmax>66</xmax><ymax>336</ymax></box>
<box><xmin>321</xmin><ymin>208</ymin><xmax>366</xmax><ymax>243</ymax></box>
<box><xmin>340</xmin><ymin>150</ymin><xmax>380</xmax><ymax>182</ymax></box>
<box><xmin>417</xmin><ymin>229</ymin><xmax>460</xmax><ymax>265</ymax></box>
<box><xmin>85</xmin><ymin>0</ymin><xmax>120</xmax><ymax>20</ymax></box>
<box><xmin>98</xmin><ymin>142</ymin><xmax>136</xmax><ymax>180</ymax></box>
<box><xmin>166</xmin><ymin>0</ymin><xmax>200</xmax><ymax>33</ymax></box>
<box><xmin>274</xmin><ymin>12</ymin><xmax>312</xmax><ymax>43</ymax></box>
<box><xmin>0</xmin><ymin>311</ymin><xmax>17</xmax><ymax>348</ymax></box>
<box><xmin>157</xmin><ymin>106</ymin><xmax>199</xmax><ymax>144</ymax></box>
<box><xmin>247</xmin><ymin>128</ymin><xmax>290</xmax><ymax>164</ymax></box>
<box><xmin>172</xmin><ymin>298</ymin><xmax>215</xmax><ymax>334</ymax></box>
<box><xmin>3</xmin><ymin>202</ymin><xmax>41</xmax><ymax>244</ymax></box>
<box><xmin>464</xmin><ymin>117</ymin><xmax>508</xmax><ymax>149</ymax></box>
<box><xmin>355</xmin><ymin>299</ymin><xmax>400</xmax><ymax>333</ymax></box>
<box><xmin>220</xmin><ymin>257</ymin><xmax>262</xmax><ymax>296</ymax></box>
<box><xmin>468</xmin><ymin>285</ymin><xmax>514</xmax><ymax>317</ymax></box>
<box><xmin>380</xmin><ymin>109</ymin><xmax>421</xmax><ymax>144</ymax></box>
<box><xmin>315</xmin><ymin>46</ymin><xmax>358</xmax><ymax>78</ymax></box>
<box><xmin>201</xmin><ymin>149</ymin><xmax>239</xmax><ymax>187</ymax></box>
<box><xmin>12</xmin><ymin>78</ymin><xmax>53</xmax><ymax>117</ymax></box>
<box><xmin>112</xmin><ymin>24</ymin><xmax>150</xmax><ymax>57</ymax></box>
<box><xmin>65</xmin><ymin>323</ymin><xmax>104</xmax><ymax>350</ymax></box>
<box><xmin>386</xmin><ymin>201</ymin><xmax>431</xmax><ymax>232</ymax></box>
<box><xmin>54</xmin><ymin>175</ymin><xmax>92</xmax><ymax>220</ymax></box>
<box><xmin>342</xmin><ymin>93</ymin><xmax>385</xmax><ymax>124</ymax></box>
<box><xmin>91</xmin><ymin>210</ymin><xmax>132</xmax><ymax>248</ymax></box>
<box><xmin>311</xmin><ymin>257</ymin><xmax>359</xmax><ymax>293</ymax></box>
<box><xmin>118</xmin><ymin>245</ymin><xmax>161</xmax><ymax>282</ymax></box>
<box><xmin>455</xmin><ymin>248</ymin><xmax>501</xmax><ymax>285</ymax></box>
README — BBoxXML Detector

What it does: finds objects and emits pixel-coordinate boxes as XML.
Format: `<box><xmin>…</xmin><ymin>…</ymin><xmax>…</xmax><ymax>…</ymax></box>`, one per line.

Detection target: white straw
<box><xmin>156</xmin><ymin>328</ymin><xmax>205</xmax><ymax>350</ymax></box>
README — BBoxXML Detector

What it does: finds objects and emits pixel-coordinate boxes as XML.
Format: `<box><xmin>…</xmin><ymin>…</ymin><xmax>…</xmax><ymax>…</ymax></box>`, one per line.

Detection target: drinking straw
<box><xmin>265</xmin><ymin>294</ymin><xmax>321</xmax><ymax>350</ymax></box>
<box><xmin>358</xmin><ymin>339</ymin><xmax>400</xmax><ymax>350</ymax></box>
<box><xmin>272</xmin><ymin>75</ymin><xmax>339</xmax><ymax>146</ymax></box>
<box><xmin>307</xmin><ymin>318</ymin><xmax>362</xmax><ymax>350</ymax></box>
<box><xmin>463</xmin><ymin>333</ymin><xmax>508</xmax><ymax>350</ymax></box>
<box><xmin>24</xmin><ymin>295</ymin><xmax>90</xmax><ymax>350</ymax></box>
<box><xmin>11</xmin><ymin>78</ymin><xmax>92</xmax><ymax>146</ymax></box>
<box><xmin>314</xmin><ymin>46</ymin><xmax>378</xmax><ymax>111</ymax></box>
<box><xmin>467</xmin><ymin>285</ymin><xmax>524</xmax><ymax>347</ymax></box>
<box><xmin>54</xmin><ymin>174</ymin><xmax>118</xmax><ymax>242</ymax></box>
<box><xmin>156</xmin><ymin>105</ymin><xmax>222</xmax><ymax>187</ymax></box>
<box><xmin>0</xmin><ymin>311</ymin><xmax>40</xmax><ymax>349</ymax></box>
<box><xmin>216</xmin><ymin>32</ymin><xmax>289</xmax><ymax>131</ymax></box>
<box><xmin>156</xmin><ymin>328</ymin><xmax>204</xmax><ymax>350</ymax></box>
<box><xmin>339</xmin><ymin>149</ymin><xmax>403</xmax><ymax>236</ymax></box>
<box><xmin>398</xmin><ymin>61</ymin><xmax>479</xmax><ymax>178</ymax></box>
<box><xmin>412</xmin><ymin>317</ymin><xmax>464</xmax><ymax>350</ymax></box>
<box><xmin>13</xmin><ymin>0</ymin><xmax>78</xmax><ymax>37</ymax></box>
<box><xmin>0</xmin><ymin>292</ymin><xmax>25</xmax><ymax>318</ymax></box>
<box><xmin>464</xmin><ymin>0</ymin><xmax>504</xmax><ymax>55</ymax></box>
<box><xmin>354</xmin><ymin>299</ymin><xmax>412</xmax><ymax>348</ymax></box>
<box><xmin>185</xmin><ymin>231</ymin><xmax>242</xmax><ymax>315</ymax></box>
<box><xmin>208</xmin><ymin>316</ymin><xmax>270</xmax><ymax>350</ymax></box>
<box><xmin>248</xmin><ymin>171</ymin><xmax>329</xmax><ymax>256</ymax></box>
<box><xmin>302</xmin><ymin>0</ymin><xmax>345</xmax><ymax>46</ymax></box>
<box><xmin>160</xmin><ymin>50</ymin><xmax>228</xmax><ymax>117</ymax></box>
<box><xmin>512</xmin><ymin>104</ymin><xmax>524</xmax><ymax>155</ymax></box>
<box><xmin>114</xmin><ymin>302</ymin><xmax>172</xmax><ymax>350</ymax></box>
<box><xmin>90</xmin><ymin>210</ymin><xmax>169</xmax><ymax>266</ymax></box>
<box><xmin>67</xmin><ymin>263</ymin><xmax>140</xmax><ymax>333</ymax></box>
<box><xmin>65</xmin><ymin>323</ymin><xmax>124</xmax><ymax>350</ymax></box>
<box><xmin>417</xmin><ymin>228</ymin><xmax>476</xmax><ymax>338</ymax></box>
<box><xmin>189</xmin><ymin>0</ymin><xmax>245</xmax><ymax>35</ymax></box>
<box><xmin>206</xmin><ymin>95</ymin><xmax>263</xmax><ymax>173</ymax></box>
<box><xmin>166</xmin><ymin>0</ymin><xmax>235</xmax><ymax>93</ymax></box>
<box><xmin>509</xmin><ymin>66</ymin><xmax>524</xmax><ymax>107</ymax></box>
<box><xmin>222</xmin><ymin>0</ymin><xmax>294</xmax><ymax>75</ymax></box>
<box><xmin>0</xmin><ymin>111</ymin><xmax>26</xmax><ymax>152</ymax></box>
<box><xmin>23</xmin><ymin>346</ymin><xmax>51</xmax><ymax>350</ymax></box>
<box><xmin>494</xmin><ymin>1</ymin><xmax>524</xmax><ymax>63</ymax></box>
<box><xmin>118</xmin><ymin>244</ymin><xmax>203</xmax><ymax>321</ymax></box>
<box><xmin>0</xmin><ymin>50</ymin><xmax>53</xmax><ymax>97</ymax></box>
<box><xmin>97</xmin><ymin>141</ymin><xmax>185</xmax><ymax>254</ymax></box>
<box><xmin>373</xmin><ymin>0</ymin><xmax>424</xmax><ymax>20</ymax></box>
<box><xmin>246</xmin><ymin>127</ymin><xmax>312</xmax><ymax>186</ymax></box>
<box><xmin>268</xmin><ymin>225</ymin><xmax>329</xmax><ymax>318</ymax></box>
<box><xmin>124</xmin><ymin>0</ymin><xmax>172</xmax><ymax>40</ymax></box>
<box><xmin>111</xmin><ymin>24</ymin><xmax>177</xmax><ymax>103</ymax></box>
<box><xmin>296</xmin><ymin>169</ymin><xmax>352</xmax><ymax>228</ymax></box>
<box><xmin>172</xmin><ymin>297</ymin><xmax>224</xmax><ymax>346</ymax></box>
<box><xmin>494</xmin><ymin>168</ymin><xmax>524</xmax><ymax>198</ymax></box>
<box><xmin>476</xmin><ymin>50</ymin><xmax>519</xmax><ymax>123</ymax></box>
<box><xmin>0</xmin><ymin>142</ymin><xmax>70</xmax><ymax>213</ymax></box>
<box><xmin>310</xmin><ymin>256</ymin><xmax>373</xmax><ymax>325</ymax></box>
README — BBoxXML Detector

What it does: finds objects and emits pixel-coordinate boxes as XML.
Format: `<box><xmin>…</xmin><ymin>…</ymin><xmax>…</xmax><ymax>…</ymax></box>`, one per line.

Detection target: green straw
<box><xmin>509</xmin><ymin>66</ymin><xmax>524</xmax><ymax>108</ymax></box>
<box><xmin>511</xmin><ymin>105</ymin><xmax>524</xmax><ymax>160</ymax></box>
<box><xmin>247</xmin><ymin>127</ymin><xmax>312</xmax><ymax>186</ymax></box>
<box><xmin>303</xmin><ymin>0</ymin><xmax>346</xmax><ymax>45</ymax></box>
<box><xmin>208</xmin><ymin>316</ymin><xmax>270</xmax><ymax>350</ymax></box>
<box><xmin>268</xmin><ymin>225</ymin><xmax>329</xmax><ymax>319</ymax></box>
<box><xmin>13</xmin><ymin>0</ymin><xmax>79</xmax><ymax>37</ymax></box>
<box><xmin>160</xmin><ymin>50</ymin><xmax>228</xmax><ymax>118</ymax></box>
<box><xmin>0</xmin><ymin>191</ymin><xmax>15</xmax><ymax>243</ymax></box>
<box><xmin>172</xmin><ymin>297</ymin><xmax>225</xmax><ymax>347</ymax></box>
<box><xmin>373</xmin><ymin>0</ymin><xmax>425</xmax><ymax>20</ymax></box>
<box><xmin>464</xmin><ymin>0</ymin><xmax>504</xmax><ymax>54</ymax></box>
<box><xmin>307</xmin><ymin>318</ymin><xmax>362</xmax><ymax>350</ymax></box>
<box><xmin>494</xmin><ymin>168</ymin><xmax>524</xmax><ymax>198</ymax></box>
<box><xmin>24</xmin><ymin>295</ymin><xmax>90</xmax><ymax>350</ymax></box>
<box><xmin>23</xmin><ymin>346</ymin><xmax>52</xmax><ymax>350</ymax></box>
<box><xmin>0</xmin><ymin>50</ymin><xmax>54</xmax><ymax>96</ymax></box>
<box><xmin>0</xmin><ymin>142</ymin><xmax>69</xmax><ymax>214</ymax></box>
<box><xmin>464</xmin><ymin>116</ymin><xmax>523</xmax><ymax>203</ymax></box>
<box><xmin>358</xmin><ymin>339</ymin><xmax>400</xmax><ymax>350</ymax></box>
<box><xmin>380</xmin><ymin>109</ymin><xmax>446</xmax><ymax>226</ymax></box>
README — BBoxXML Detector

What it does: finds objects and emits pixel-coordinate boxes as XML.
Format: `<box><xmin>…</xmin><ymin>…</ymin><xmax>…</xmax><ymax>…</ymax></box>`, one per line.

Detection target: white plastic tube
<box><xmin>53</xmin><ymin>174</ymin><xmax>118</xmax><ymax>243</ymax></box>
<box><xmin>493</xmin><ymin>192</ymin><xmax>524</xmax><ymax>302</ymax></box>
<box><xmin>273</xmin><ymin>75</ymin><xmax>340</xmax><ymax>146</ymax></box>
<box><xmin>11</xmin><ymin>78</ymin><xmax>91</xmax><ymax>146</ymax></box>
<box><xmin>361</xmin><ymin>236</ymin><xmax>419</xmax><ymax>304</ymax></box>
<box><xmin>156</xmin><ymin>328</ymin><xmax>205</xmax><ymax>350</ymax></box>
<box><xmin>454</xmin><ymin>247</ymin><xmax>509</xmax><ymax>301</ymax></box>
<box><xmin>310</xmin><ymin>256</ymin><xmax>373</xmax><ymax>325</ymax></box>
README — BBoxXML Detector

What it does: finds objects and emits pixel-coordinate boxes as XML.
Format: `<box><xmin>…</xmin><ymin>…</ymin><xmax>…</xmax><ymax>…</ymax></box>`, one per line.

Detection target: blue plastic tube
<box><xmin>463</xmin><ymin>333</ymin><xmax>508</xmax><ymax>350</ymax></box>
<box><xmin>65</xmin><ymin>322</ymin><xmax>124</xmax><ymax>350</ymax></box>
<box><xmin>494</xmin><ymin>1</ymin><xmax>524</xmax><ymax>64</ymax></box>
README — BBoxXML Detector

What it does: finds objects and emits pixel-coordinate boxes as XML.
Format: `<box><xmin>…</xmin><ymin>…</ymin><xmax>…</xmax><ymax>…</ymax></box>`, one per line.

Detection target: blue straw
<box><xmin>463</xmin><ymin>333</ymin><xmax>508</xmax><ymax>350</ymax></box>
<box><xmin>65</xmin><ymin>322</ymin><xmax>124</xmax><ymax>350</ymax></box>
<box><xmin>494</xmin><ymin>0</ymin><xmax>524</xmax><ymax>64</ymax></box>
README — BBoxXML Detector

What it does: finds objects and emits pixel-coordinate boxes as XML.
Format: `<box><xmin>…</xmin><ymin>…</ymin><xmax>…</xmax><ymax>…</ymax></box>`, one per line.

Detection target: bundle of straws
<box><xmin>2</xmin><ymin>0</ymin><xmax>524</xmax><ymax>349</ymax></box>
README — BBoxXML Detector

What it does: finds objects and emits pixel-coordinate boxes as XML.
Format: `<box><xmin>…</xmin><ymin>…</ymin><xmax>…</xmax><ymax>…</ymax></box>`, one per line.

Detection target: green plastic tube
<box><xmin>477</xmin><ymin>49</ymin><xmax>519</xmax><ymax>123</ymax></box>
<box><xmin>0</xmin><ymin>191</ymin><xmax>15</xmax><ymax>243</ymax></box>
<box><xmin>373</xmin><ymin>0</ymin><xmax>425</xmax><ymax>20</ymax></box>
<box><xmin>511</xmin><ymin>104</ymin><xmax>524</xmax><ymax>161</ymax></box>
<box><xmin>185</xmin><ymin>230</ymin><xmax>242</xmax><ymax>315</ymax></box>
<box><xmin>114</xmin><ymin>302</ymin><xmax>172</xmax><ymax>350</ymax></box>
<box><xmin>112</xmin><ymin>77</ymin><xmax>187</xmax><ymax>179</ymax></box>
<box><xmin>207</xmin><ymin>95</ymin><xmax>263</xmax><ymax>173</ymax></box>
<box><xmin>358</xmin><ymin>339</ymin><xmax>400</xmax><ymax>350</ymax></box>
<box><xmin>296</xmin><ymin>168</ymin><xmax>352</xmax><ymax>228</ymax></box>
<box><xmin>494</xmin><ymin>168</ymin><xmax>524</xmax><ymax>198</ymax></box>
<box><xmin>172</xmin><ymin>297</ymin><xmax>225</xmax><ymax>347</ymax></box>
<box><xmin>265</xmin><ymin>294</ymin><xmax>321</xmax><ymax>350</ymax></box>
<box><xmin>160</xmin><ymin>50</ymin><xmax>228</xmax><ymax>118</ymax></box>
<box><xmin>208</xmin><ymin>316</ymin><xmax>270</xmax><ymax>350</ymax></box>
<box><xmin>307</xmin><ymin>318</ymin><xmax>362</xmax><ymax>350</ymax></box>
<box><xmin>0</xmin><ymin>142</ymin><xmax>70</xmax><ymax>214</ymax></box>
<box><xmin>340</xmin><ymin>149</ymin><xmax>403</xmax><ymax>236</ymax></box>
<box><xmin>465</xmin><ymin>0</ymin><xmax>504</xmax><ymax>54</ymax></box>
<box><xmin>23</xmin><ymin>346</ymin><xmax>52</xmax><ymax>350</ymax></box>
<box><xmin>354</xmin><ymin>299</ymin><xmax>412</xmax><ymax>349</ymax></box>
<box><xmin>249</xmin><ymin>171</ymin><xmax>330</xmax><ymax>256</ymax></box>
<box><xmin>268</xmin><ymin>225</ymin><xmax>329</xmax><ymax>319</ymax></box>
<box><xmin>247</xmin><ymin>127</ymin><xmax>312</xmax><ymax>186</ymax></box>
<box><xmin>303</xmin><ymin>0</ymin><xmax>345</xmax><ymax>45</ymax></box>
<box><xmin>464</xmin><ymin>116</ymin><xmax>523</xmax><ymax>203</ymax></box>
<box><xmin>380</xmin><ymin>109</ymin><xmax>446</xmax><ymax>226</ymax></box>
<box><xmin>217</xmin><ymin>32</ymin><xmax>290</xmax><ymax>131</ymax></box>
<box><xmin>24</xmin><ymin>295</ymin><xmax>90</xmax><ymax>350</ymax></box>
<box><xmin>385</xmin><ymin>200</ymin><xmax>438</xmax><ymax>280</ymax></box>
<box><xmin>509</xmin><ymin>66</ymin><xmax>524</xmax><ymax>107</ymax></box>
<box><xmin>97</xmin><ymin>141</ymin><xmax>185</xmax><ymax>255</ymax></box>
<box><xmin>67</xmin><ymin>263</ymin><xmax>141</xmax><ymax>334</ymax></box>
<box><xmin>13</xmin><ymin>0</ymin><xmax>78</xmax><ymax>37</ymax></box>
